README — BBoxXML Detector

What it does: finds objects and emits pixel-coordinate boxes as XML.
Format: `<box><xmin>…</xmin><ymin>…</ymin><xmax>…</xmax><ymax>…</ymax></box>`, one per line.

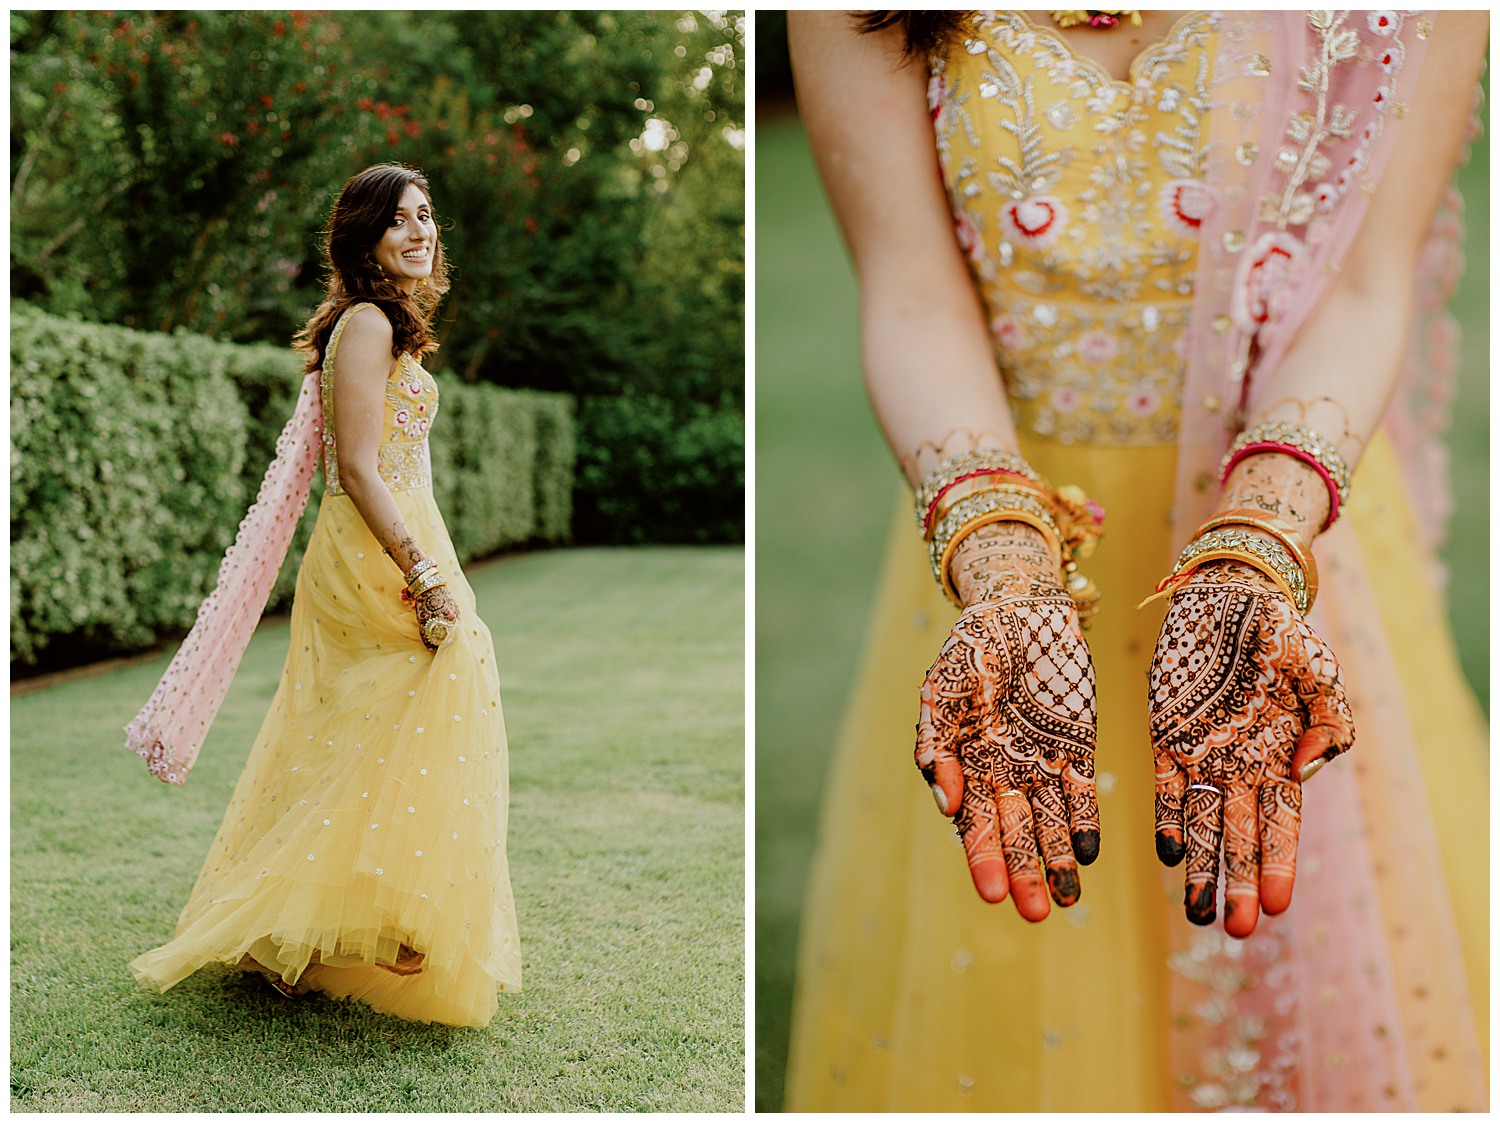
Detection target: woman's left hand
<box><xmin>1147</xmin><ymin>560</ymin><xmax>1354</xmax><ymax>937</ymax></box>
<box><xmin>413</xmin><ymin>583</ymin><xmax>461</xmax><ymax>650</ymax></box>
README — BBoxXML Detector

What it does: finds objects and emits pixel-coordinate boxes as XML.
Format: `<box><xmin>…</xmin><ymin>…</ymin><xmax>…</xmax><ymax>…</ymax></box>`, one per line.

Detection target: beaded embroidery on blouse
<box><xmin>932</xmin><ymin>11</ymin><xmax>1217</xmax><ymax>446</ymax></box>
<box><xmin>319</xmin><ymin>303</ymin><xmax>437</xmax><ymax>495</ymax></box>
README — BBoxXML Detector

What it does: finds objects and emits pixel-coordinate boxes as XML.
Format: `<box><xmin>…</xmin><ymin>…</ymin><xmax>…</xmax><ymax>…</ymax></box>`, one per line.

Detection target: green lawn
<box><xmin>753</xmin><ymin>111</ymin><xmax>1489</xmax><ymax>1111</ymax></box>
<box><xmin>12</xmin><ymin>546</ymin><xmax>745</xmax><ymax>1113</ymax></box>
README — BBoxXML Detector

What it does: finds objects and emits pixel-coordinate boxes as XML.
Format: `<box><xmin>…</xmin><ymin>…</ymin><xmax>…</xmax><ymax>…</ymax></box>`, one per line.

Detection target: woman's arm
<box><xmin>1219</xmin><ymin>10</ymin><xmax>1489</xmax><ymax>540</ymax></box>
<box><xmin>328</xmin><ymin>307</ymin><xmax>430</xmax><ymax>572</ymax></box>
<box><xmin>791</xmin><ymin>12</ymin><xmax>1099</xmax><ymax>920</ymax></box>
<box><xmin>1150</xmin><ymin>11</ymin><xmax>1488</xmax><ymax>937</ymax></box>
<box><xmin>789</xmin><ymin>11</ymin><xmax>1018</xmax><ymax>482</ymax></box>
<box><xmin>329</xmin><ymin>307</ymin><xmax>459</xmax><ymax>644</ymax></box>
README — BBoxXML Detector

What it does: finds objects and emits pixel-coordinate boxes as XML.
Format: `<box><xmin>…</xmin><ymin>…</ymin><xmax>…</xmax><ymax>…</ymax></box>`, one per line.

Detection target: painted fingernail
<box><xmin>1072</xmin><ymin>829</ymin><xmax>1100</xmax><ymax>865</ymax></box>
<box><xmin>931</xmin><ymin>784</ymin><xmax>949</xmax><ymax>815</ymax></box>
<box><xmin>1299</xmin><ymin>757</ymin><xmax>1325</xmax><ymax>784</ymax></box>
<box><xmin>1046</xmin><ymin>867</ymin><xmax>1081</xmax><ymax>906</ymax></box>
<box><xmin>1155</xmin><ymin>831</ymin><xmax>1184</xmax><ymax>867</ymax></box>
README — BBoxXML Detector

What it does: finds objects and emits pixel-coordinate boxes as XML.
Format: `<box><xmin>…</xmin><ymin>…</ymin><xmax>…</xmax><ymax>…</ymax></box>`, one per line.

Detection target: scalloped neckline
<box><xmin>1008</xmin><ymin>10</ymin><xmax>1209</xmax><ymax>90</ymax></box>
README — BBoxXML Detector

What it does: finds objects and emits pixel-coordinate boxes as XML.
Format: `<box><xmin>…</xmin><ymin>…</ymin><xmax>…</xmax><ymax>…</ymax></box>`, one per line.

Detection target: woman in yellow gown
<box><xmin>130</xmin><ymin>164</ymin><xmax>521</xmax><ymax>1028</ymax></box>
<box><xmin>783</xmin><ymin>11</ymin><xmax>1486</xmax><ymax>1111</ymax></box>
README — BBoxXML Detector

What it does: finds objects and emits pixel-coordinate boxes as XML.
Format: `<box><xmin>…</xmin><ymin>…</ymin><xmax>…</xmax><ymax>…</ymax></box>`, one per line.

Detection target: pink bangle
<box><xmin>1220</xmin><ymin>443</ymin><xmax>1341</xmax><ymax>530</ymax></box>
<box><xmin>1220</xmin><ymin>420</ymin><xmax>1351</xmax><ymax>532</ymax></box>
<box><xmin>923</xmin><ymin>469</ymin><xmax>1033</xmax><ymax>536</ymax></box>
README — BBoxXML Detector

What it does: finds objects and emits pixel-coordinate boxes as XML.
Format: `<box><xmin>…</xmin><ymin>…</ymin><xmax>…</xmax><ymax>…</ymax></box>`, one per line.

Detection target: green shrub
<box><xmin>574</xmin><ymin>395</ymin><xmax>744</xmax><ymax>545</ymax></box>
<box><xmin>12</xmin><ymin>305</ymin><xmax>575</xmax><ymax>671</ymax></box>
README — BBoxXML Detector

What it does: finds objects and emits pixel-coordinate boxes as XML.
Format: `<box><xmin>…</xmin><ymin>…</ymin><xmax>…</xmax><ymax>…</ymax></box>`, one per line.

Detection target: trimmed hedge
<box><xmin>574</xmin><ymin>394</ymin><xmax>744</xmax><ymax>545</ymax></box>
<box><xmin>11</xmin><ymin>304</ymin><xmax>575</xmax><ymax>670</ymax></box>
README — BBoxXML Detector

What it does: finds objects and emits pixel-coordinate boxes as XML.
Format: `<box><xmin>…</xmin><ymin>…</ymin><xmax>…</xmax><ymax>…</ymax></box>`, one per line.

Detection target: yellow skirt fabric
<box><xmin>130</xmin><ymin>488</ymin><xmax>522</xmax><ymax>1028</ymax></box>
<box><xmin>783</xmin><ymin>435</ymin><xmax>1485</xmax><ymax>1111</ymax></box>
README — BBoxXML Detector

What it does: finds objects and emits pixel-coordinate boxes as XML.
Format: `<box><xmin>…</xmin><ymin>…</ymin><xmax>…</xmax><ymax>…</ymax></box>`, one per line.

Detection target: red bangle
<box><xmin>923</xmin><ymin>468</ymin><xmax>1033</xmax><ymax>536</ymax></box>
<box><xmin>1220</xmin><ymin>443</ymin><xmax>1341</xmax><ymax>531</ymax></box>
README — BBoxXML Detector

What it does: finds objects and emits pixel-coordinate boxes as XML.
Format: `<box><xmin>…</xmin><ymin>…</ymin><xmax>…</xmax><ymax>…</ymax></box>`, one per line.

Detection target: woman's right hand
<box><xmin>916</xmin><ymin>522</ymin><xmax>1099</xmax><ymax>919</ymax></box>
<box><xmin>413</xmin><ymin>582</ymin><xmax>461</xmax><ymax>650</ymax></box>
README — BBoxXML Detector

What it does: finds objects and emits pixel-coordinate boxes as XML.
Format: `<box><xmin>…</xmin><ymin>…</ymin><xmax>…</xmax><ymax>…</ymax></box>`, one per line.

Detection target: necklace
<box><xmin>1049</xmin><ymin>10</ymin><xmax>1143</xmax><ymax>30</ymax></box>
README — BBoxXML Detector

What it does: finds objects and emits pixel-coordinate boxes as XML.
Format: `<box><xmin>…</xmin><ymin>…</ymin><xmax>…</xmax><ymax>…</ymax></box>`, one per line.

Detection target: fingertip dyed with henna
<box><xmin>1046</xmin><ymin>866</ymin><xmax>1081</xmax><ymax>906</ymax></box>
<box><xmin>1155</xmin><ymin>832</ymin><xmax>1184</xmax><ymax>866</ymax></box>
<box><xmin>1071</xmin><ymin>829</ymin><xmax>1099</xmax><ymax>864</ymax></box>
<box><xmin>1184</xmin><ymin>883</ymin><xmax>1216</xmax><ymax>926</ymax></box>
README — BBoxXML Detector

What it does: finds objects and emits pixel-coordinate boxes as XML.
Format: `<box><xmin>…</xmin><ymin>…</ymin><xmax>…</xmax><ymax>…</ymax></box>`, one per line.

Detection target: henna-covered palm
<box><xmin>413</xmin><ymin>584</ymin><xmax>460</xmax><ymax>650</ymax></box>
<box><xmin>1148</xmin><ymin>561</ymin><xmax>1353</xmax><ymax>937</ymax></box>
<box><xmin>916</xmin><ymin>523</ymin><xmax>1099</xmax><ymax>919</ymax></box>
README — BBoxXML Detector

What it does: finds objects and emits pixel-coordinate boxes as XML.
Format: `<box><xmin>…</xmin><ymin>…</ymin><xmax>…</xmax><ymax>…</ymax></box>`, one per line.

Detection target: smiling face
<box><xmin>372</xmin><ymin>182</ymin><xmax>437</xmax><ymax>294</ymax></box>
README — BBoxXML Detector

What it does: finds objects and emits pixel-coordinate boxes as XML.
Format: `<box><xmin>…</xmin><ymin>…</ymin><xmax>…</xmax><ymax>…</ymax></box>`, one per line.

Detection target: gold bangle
<box><xmin>1170</xmin><ymin>528</ymin><xmax>1309</xmax><ymax>614</ymax></box>
<box><xmin>936</xmin><ymin>512</ymin><xmax>1064</xmax><ymax>607</ymax></box>
<box><xmin>927</xmin><ymin>475</ymin><xmax>1052</xmax><ymax>540</ymax></box>
<box><xmin>408</xmin><ymin>571</ymin><xmax>448</xmax><ymax>596</ymax></box>
<box><xmin>1199</xmin><ymin>508</ymin><xmax>1319</xmax><ymax>610</ymax></box>
<box><xmin>930</xmin><ymin>489</ymin><xmax>1063</xmax><ymax>582</ymax></box>
<box><xmin>1172</xmin><ymin>549</ymin><xmax>1302</xmax><ymax>611</ymax></box>
<box><xmin>913</xmin><ymin>450</ymin><xmax>1042</xmax><ymax>532</ymax></box>
<box><xmin>1220</xmin><ymin>421</ymin><xmax>1351</xmax><ymax>501</ymax></box>
<box><xmin>404</xmin><ymin>558</ymin><xmax>437</xmax><ymax>585</ymax></box>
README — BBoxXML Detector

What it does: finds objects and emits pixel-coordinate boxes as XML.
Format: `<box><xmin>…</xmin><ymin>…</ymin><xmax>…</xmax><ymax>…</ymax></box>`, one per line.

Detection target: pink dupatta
<box><xmin>1163</xmin><ymin>11</ymin><xmax>1484</xmax><ymax>1111</ymax></box>
<box><xmin>124</xmin><ymin>368</ymin><xmax>324</xmax><ymax>785</ymax></box>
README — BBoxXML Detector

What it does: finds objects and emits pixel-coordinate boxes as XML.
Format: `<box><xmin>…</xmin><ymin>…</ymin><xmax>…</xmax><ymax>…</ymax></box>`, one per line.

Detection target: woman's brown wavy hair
<box><xmin>855</xmin><ymin>11</ymin><xmax>968</xmax><ymax>57</ymax></box>
<box><xmin>294</xmin><ymin>163</ymin><xmax>450</xmax><ymax>373</ymax></box>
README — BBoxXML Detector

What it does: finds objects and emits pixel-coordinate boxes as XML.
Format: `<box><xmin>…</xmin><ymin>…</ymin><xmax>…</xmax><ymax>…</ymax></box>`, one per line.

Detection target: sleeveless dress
<box><xmin>783</xmin><ymin>12</ymin><xmax>1486</xmax><ymax>1111</ymax></box>
<box><xmin>130</xmin><ymin>303</ymin><xmax>522</xmax><ymax>1028</ymax></box>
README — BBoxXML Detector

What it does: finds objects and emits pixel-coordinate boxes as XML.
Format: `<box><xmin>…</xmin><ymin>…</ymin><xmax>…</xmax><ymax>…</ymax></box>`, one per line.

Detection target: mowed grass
<box><xmin>753</xmin><ymin>112</ymin><xmax>1489</xmax><ymax>1110</ymax></box>
<box><xmin>12</xmin><ymin>546</ymin><xmax>745</xmax><ymax>1113</ymax></box>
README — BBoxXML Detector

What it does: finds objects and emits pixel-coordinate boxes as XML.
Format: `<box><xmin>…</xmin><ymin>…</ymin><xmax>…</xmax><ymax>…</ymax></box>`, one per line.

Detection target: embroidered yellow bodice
<box><xmin>320</xmin><ymin>303</ymin><xmax>438</xmax><ymax>495</ymax></box>
<box><xmin>931</xmin><ymin>10</ymin><xmax>1216</xmax><ymax>446</ymax></box>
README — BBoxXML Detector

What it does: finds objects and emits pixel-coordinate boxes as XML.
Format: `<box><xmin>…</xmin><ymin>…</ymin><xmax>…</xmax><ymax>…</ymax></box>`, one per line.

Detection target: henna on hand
<box><xmin>413</xmin><ymin>583</ymin><xmax>460</xmax><ymax>650</ymax></box>
<box><xmin>382</xmin><ymin>529</ymin><xmax>427</xmax><ymax>576</ymax></box>
<box><xmin>1147</xmin><ymin>560</ymin><xmax>1353</xmax><ymax>937</ymax></box>
<box><xmin>1222</xmin><ymin>394</ymin><xmax>1362</xmax><ymax>539</ymax></box>
<box><xmin>916</xmin><ymin>558</ymin><xmax>1098</xmax><ymax>918</ymax></box>
<box><xmin>1217</xmin><ymin>454</ymin><xmax>1331</xmax><ymax>543</ymax></box>
<box><xmin>900</xmin><ymin>427</ymin><xmax>1012</xmax><ymax>486</ymax></box>
<box><xmin>948</xmin><ymin>520</ymin><xmax>1064</xmax><ymax>605</ymax></box>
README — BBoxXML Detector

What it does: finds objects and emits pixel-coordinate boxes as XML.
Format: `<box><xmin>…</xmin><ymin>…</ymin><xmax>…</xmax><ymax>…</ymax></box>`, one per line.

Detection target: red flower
<box><xmin>1230</xmin><ymin>231</ymin><xmax>1303</xmax><ymax>333</ymax></box>
<box><xmin>219</xmin><ymin>131</ymin><xmax>239</xmax><ymax>147</ymax></box>
<box><xmin>1087</xmin><ymin>13</ymin><xmax>1120</xmax><ymax>28</ymax></box>
<box><xmin>1001</xmin><ymin>196</ymin><xmax>1068</xmax><ymax>248</ymax></box>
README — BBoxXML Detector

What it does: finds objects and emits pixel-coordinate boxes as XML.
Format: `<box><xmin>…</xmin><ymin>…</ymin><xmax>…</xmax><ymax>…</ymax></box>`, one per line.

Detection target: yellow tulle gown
<box><xmin>131</xmin><ymin>303</ymin><xmax>522</xmax><ymax>1027</ymax></box>
<box><xmin>784</xmin><ymin>12</ymin><xmax>1485</xmax><ymax>1111</ymax></box>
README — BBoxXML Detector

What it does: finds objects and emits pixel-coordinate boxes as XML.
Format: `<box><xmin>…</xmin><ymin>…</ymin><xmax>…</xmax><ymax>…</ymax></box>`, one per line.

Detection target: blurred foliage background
<box><xmin>752</xmin><ymin>10</ymin><xmax>1489</xmax><ymax>1111</ymax></box>
<box><xmin>11</xmin><ymin>9</ymin><xmax>744</xmax><ymax>557</ymax></box>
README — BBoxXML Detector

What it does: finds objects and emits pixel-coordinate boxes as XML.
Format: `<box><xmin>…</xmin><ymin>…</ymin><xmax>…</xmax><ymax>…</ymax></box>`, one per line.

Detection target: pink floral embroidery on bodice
<box><xmin>319</xmin><ymin>303</ymin><xmax>438</xmax><ymax>494</ymax></box>
<box><xmin>931</xmin><ymin>11</ymin><xmax>1217</xmax><ymax>446</ymax></box>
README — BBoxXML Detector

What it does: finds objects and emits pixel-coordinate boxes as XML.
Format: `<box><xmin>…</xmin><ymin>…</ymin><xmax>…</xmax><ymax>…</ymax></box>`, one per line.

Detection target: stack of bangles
<box><xmin>913</xmin><ymin>449</ymin><xmax>1106</xmax><ymax>620</ymax></box>
<box><xmin>401</xmin><ymin>558</ymin><xmax>457</xmax><ymax>646</ymax></box>
<box><xmin>1144</xmin><ymin>421</ymin><xmax>1347</xmax><ymax>615</ymax></box>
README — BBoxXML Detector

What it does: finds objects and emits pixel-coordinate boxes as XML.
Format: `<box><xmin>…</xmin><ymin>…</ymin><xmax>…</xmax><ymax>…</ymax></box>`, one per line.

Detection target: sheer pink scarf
<box><xmin>1164</xmin><ymin>11</ymin><xmax>1484</xmax><ymax>1111</ymax></box>
<box><xmin>124</xmin><ymin>368</ymin><xmax>323</xmax><ymax>785</ymax></box>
